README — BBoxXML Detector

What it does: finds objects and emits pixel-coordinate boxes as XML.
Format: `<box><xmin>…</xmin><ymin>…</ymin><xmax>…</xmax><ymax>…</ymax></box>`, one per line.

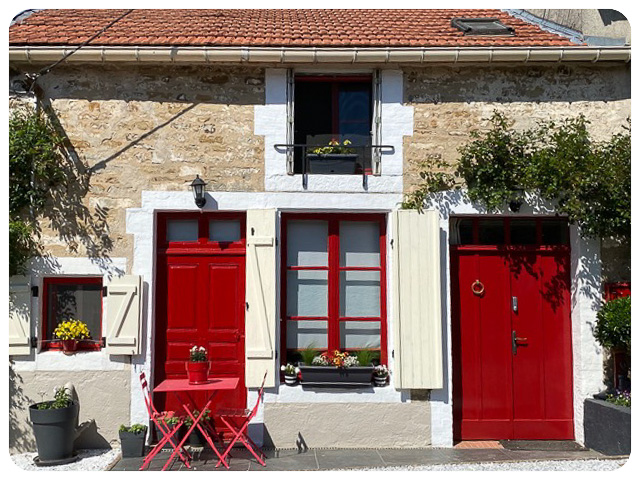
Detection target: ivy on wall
<box><xmin>9</xmin><ymin>107</ymin><xmax>65</xmax><ymax>276</ymax></box>
<box><xmin>404</xmin><ymin>111</ymin><xmax>631</xmax><ymax>240</ymax></box>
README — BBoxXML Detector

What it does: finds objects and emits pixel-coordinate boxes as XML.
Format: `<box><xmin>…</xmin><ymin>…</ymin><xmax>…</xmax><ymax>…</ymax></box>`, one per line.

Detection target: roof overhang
<box><xmin>9</xmin><ymin>45</ymin><xmax>631</xmax><ymax>65</ymax></box>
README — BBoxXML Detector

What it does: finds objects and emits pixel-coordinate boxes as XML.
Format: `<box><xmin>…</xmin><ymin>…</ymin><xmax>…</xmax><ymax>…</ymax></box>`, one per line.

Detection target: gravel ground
<box><xmin>363</xmin><ymin>459</ymin><xmax>628</xmax><ymax>471</ymax></box>
<box><xmin>10</xmin><ymin>449</ymin><xmax>121</xmax><ymax>471</ymax></box>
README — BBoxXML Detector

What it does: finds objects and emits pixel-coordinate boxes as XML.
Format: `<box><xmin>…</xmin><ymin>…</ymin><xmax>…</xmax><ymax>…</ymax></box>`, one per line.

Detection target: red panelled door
<box><xmin>452</xmin><ymin>218</ymin><xmax>573</xmax><ymax>440</ymax></box>
<box><xmin>155</xmin><ymin>213</ymin><xmax>247</xmax><ymax>414</ymax></box>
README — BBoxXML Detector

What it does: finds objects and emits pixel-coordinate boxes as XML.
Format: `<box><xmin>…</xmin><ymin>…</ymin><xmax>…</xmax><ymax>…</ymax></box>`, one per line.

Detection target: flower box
<box><xmin>583</xmin><ymin>398</ymin><xmax>630</xmax><ymax>455</ymax></box>
<box><xmin>307</xmin><ymin>154</ymin><xmax>358</xmax><ymax>174</ymax></box>
<box><xmin>299</xmin><ymin>365</ymin><xmax>374</xmax><ymax>388</ymax></box>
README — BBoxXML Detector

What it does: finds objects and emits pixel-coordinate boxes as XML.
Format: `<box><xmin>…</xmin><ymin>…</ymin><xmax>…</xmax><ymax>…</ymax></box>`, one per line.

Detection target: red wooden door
<box><xmin>452</xmin><ymin>219</ymin><xmax>573</xmax><ymax>440</ymax></box>
<box><xmin>154</xmin><ymin>214</ymin><xmax>247</xmax><ymax>416</ymax></box>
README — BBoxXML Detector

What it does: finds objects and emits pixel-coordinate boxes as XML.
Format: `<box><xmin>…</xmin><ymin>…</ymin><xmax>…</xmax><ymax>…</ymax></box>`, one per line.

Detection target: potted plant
<box><xmin>53</xmin><ymin>319</ymin><xmax>91</xmax><ymax>354</ymax></box>
<box><xmin>186</xmin><ymin>345</ymin><xmax>210</xmax><ymax>384</ymax></box>
<box><xmin>29</xmin><ymin>386</ymin><xmax>79</xmax><ymax>465</ymax></box>
<box><xmin>373</xmin><ymin>365</ymin><xmax>389</xmax><ymax>386</ymax></box>
<box><xmin>154</xmin><ymin>411</ymin><xmax>183</xmax><ymax>448</ymax></box>
<box><xmin>584</xmin><ymin>296</ymin><xmax>631</xmax><ymax>455</ymax></box>
<box><xmin>280</xmin><ymin>363</ymin><xmax>300</xmax><ymax>386</ymax></box>
<box><xmin>182</xmin><ymin>409</ymin><xmax>210</xmax><ymax>448</ymax></box>
<box><xmin>118</xmin><ymin>423</ymin><xmax>147</xmax><ymax>458</ymax></box>
<box><xmin>299</xmin><ymin>350</ymin><xmax>375</xmax><ymax>387</ymax></box>
<box><xmin>307</xmin><ymin>138</ymin><xmax>358</xmax><ymax>174</ymax></box>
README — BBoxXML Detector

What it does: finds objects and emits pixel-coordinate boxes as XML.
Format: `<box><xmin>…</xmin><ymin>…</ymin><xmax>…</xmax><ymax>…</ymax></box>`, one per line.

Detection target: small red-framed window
<box><xmin>604</xmin><ymin>282</ymin><xmax>631</xmax><ymax>301</ymax></box>
<box><xmin>42</xmin><ymin>277</ymin><xmax>103</xmax><ymax>351</ymax></box>
<box><xmin>281</xmin><ymin>213</ymin><xmax>388</xmax><ymax>366</ymax></box>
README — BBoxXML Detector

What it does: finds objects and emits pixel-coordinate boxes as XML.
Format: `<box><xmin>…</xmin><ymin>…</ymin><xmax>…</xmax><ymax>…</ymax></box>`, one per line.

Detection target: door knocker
<box><xmin>471</xmin><ymin>279</ymin><xmax>485</xmax><ymax>296</ymax></box>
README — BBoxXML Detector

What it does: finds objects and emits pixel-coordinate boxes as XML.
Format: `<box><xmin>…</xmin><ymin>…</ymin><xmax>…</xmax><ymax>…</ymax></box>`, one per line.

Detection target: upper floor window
<box><xmin>293</xmin><ymin>75</ymin><xmax>373</xmax><ymax>175</ymax></box>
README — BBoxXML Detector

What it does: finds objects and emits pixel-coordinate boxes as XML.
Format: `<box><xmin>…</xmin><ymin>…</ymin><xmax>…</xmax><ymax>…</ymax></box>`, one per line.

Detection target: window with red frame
<box><xmin>294</xmin><ymin>75</ymin><xmax>373</xmax><ymax>174</ymax></box>
<box><xmin>281</xmin><ymin>214</ymin><xmax>387</xmax><ymax>365</ymax></box>
<box><xmin>42</xmin><ymin>277</ymin><xmax>103</xmax><ymax>350</ymax></box>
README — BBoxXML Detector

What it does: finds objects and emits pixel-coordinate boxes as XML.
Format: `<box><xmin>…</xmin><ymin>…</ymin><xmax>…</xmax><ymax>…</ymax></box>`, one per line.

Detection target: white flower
<box><xmin>280</xmin><ymin>365</ymin><xmax>286</xmax><ymax>371</ymax></box>
<box><xmin>199</xmin><ymin>347</ymin><xmax>206</xmax><ymax>352</ymax></box>
<box><xmin>294</xmin><ymin>367</ymin><xmax>301</xmax><ymax>374</ymax></box>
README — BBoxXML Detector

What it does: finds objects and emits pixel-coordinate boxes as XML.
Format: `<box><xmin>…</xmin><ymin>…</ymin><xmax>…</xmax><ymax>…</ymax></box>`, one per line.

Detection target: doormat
<box><xmin>499</xmin><ymin>440</ymin><xmax>587</xmax><ymax>451</ymax></box>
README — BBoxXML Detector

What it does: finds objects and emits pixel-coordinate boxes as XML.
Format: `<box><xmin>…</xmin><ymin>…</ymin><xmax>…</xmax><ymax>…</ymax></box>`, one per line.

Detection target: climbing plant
<box><xmin>9</xmin><ymin>107</ymin><xmax>65</xmax><ymax>276</ymax></box>
<box><xmin>404</xmin><ymin>111</ymin><xmax>631</xmax><ymax>240</ymax></box>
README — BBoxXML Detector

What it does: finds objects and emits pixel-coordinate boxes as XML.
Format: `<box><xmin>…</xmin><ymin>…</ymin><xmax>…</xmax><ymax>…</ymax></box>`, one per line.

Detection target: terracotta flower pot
<box><xmin>61</xmin><ymin>339</ymin><xmax>78</xmax><ymax>355</ymax></box>
<box><xmin>186</xmin><ymin>361</ymin><xmax>210</xmax><ymax>384</ymax></box>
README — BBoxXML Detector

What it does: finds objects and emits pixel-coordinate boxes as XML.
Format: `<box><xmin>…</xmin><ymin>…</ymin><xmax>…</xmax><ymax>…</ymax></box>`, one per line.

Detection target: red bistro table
<box><xmin>151</xmin><ymin>377</ymin><xmax>239</xmax><ymax>471</ymax></box>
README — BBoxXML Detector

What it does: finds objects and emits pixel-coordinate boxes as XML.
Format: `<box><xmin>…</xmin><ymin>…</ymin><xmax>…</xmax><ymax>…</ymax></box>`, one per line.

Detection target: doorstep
<box><xmin>110</xmin><ymin>446</ymin><xmax>618</xmax><ymax>471</ymax></box>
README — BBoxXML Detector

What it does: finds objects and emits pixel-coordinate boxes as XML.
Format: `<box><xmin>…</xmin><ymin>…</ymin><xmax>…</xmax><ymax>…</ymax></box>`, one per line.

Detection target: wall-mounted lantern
<box><xmin>509</xmin><ymin>186</ymin><xmax>525</xmax><ymax>213</ymax></box>
<box><xmin>190</xmin><ymin>175</ymin><xmax>207</xmax><ymax>208</ymax></box>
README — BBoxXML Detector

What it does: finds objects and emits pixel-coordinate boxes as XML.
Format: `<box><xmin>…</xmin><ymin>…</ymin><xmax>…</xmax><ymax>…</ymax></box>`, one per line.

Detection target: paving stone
<box><xmin>315</xmin><ymin>449</ymin><xmax>384</xmax><ymax>470</ymax></box>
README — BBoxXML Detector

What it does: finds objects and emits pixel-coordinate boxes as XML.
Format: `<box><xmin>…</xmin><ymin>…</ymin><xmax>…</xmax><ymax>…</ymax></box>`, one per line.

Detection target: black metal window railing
<box><xmin>274</xmin><ymin>135</ymin><xmax>394</xmax><ymax>189</ymax></box>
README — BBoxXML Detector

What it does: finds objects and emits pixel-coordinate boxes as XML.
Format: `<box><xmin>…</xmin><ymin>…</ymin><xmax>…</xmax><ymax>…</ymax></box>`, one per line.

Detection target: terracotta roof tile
<box><xmin>9</xmin><ymin>9</ymin><xmax>578</xmax><ymax>48</ymax></box>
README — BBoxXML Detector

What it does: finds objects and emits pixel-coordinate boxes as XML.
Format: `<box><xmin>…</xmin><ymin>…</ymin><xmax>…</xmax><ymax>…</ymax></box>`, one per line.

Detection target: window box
<box><xmin>306</xmin><ymin>153</ymin><xmax>359</xmax><ymax>174</ymax></box>
<box><xmin>299</xmin><ymin>365</ymin><xmax>374</xmax><ymax>388</ymax></box>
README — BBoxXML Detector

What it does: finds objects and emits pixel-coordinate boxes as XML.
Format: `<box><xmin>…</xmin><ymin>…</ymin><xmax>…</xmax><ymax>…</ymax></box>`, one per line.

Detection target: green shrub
<box><xmin>36</xmin><ymin>387</ymin><xmax>73</xmax><ymax>410</ymax></box>
<box><xmin>594</xmin><ymin>296</ymin><xmax>631</xmax><ymax>351</ymax></box>
<box><xmin>119</xmin><ymin>424</ymin><xmax>147</xmax><ymax>434</ymax></box>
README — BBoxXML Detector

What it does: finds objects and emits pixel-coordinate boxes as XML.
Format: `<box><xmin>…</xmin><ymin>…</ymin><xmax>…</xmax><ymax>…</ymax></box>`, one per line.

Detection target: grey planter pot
<box><xmin>584</xmin><ymin>398</ymin><xmax>630</xmax><ymax>455</ymax></box>
<box><xmin>119</xmin><ymin>428</ymin><xmax>147</xmax><ymax>458</ymax></box>
<box><xmin>307</xmin><ymin>154</ymin><xmax>358</xmax><ymax>174</ymax></box>
<box><xmin>29</xmin><ymin>401</ymin><xmax>79</xmax><ymax>463</ymax></box>
<box><xmin>299</xmin><ymin>365</ymin><xmax>374</xmax><ymax>387</ymax></box>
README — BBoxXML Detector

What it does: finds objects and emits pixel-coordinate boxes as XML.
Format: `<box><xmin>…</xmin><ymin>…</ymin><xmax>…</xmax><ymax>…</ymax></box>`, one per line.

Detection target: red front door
<box><xmin>154</xmin><ymin>213</ymin><xmax>247</xmax><ymax>415</ymax></box>
<box><xmin>452</xmin><ymin>217</ymin><xmax>573</xmax><ymax>440</ymax></box>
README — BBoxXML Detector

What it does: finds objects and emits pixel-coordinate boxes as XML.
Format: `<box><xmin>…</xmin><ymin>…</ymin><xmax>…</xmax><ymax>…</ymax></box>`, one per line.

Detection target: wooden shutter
<box><xmin>9</xmin><ymin>278</ymin><xmax>32</xmax><ymax>356</ymax></box>
<box><xmin>105</xmin><ymin>275</ymin><xmax>142</xmax><ymax>355</ymax></box>
<box><xmin>391</xmin><ymin>209</ymin><xmax>443</xmax><ymax>389</ymax></box>
<box><xmin>286</xmin><ymin>69</ymin><xmax>295</xmax><ymax>175</ymax></box>
<box><xmin>371</xmin><ymin>69</ymin><xmax>382</xmax><ymax>176</ymax></box>
<box><xmin>245</xmin><ymin>209</ymin><xmax>277</xmax><ymax>388</ymax></box>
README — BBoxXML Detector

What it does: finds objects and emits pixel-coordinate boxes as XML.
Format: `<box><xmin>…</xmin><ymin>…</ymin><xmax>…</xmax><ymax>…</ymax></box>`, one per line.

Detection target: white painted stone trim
<box><xmin>11</xmin><ymin>256</ymin><xmax>128</xmax><ymax>372</ymax></box>
<box><xmin>255</xmin><ymin>68</ymin><xmax>413</xmax><ymax>193</ymax></box>
<box><xmin>425</xmin><ymin>190</ymin><xmax>603</xmax><ymax>447</ymax></box>
<box><xmin>126</xmin><ymin>190</ymin><xmax>406</xmax><ymax>430</ymax></box>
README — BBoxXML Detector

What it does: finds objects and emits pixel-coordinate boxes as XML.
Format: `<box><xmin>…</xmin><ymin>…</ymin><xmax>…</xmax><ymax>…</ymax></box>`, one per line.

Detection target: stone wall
<box><xmin>20</xmin><ymin>64</ymin><xmax>265</xmax><ymax>267</ymax></box>
<box><xmin>403</xmin><ymin>63</ymin><xmax>631</xmax><ymax>194</ymax></box>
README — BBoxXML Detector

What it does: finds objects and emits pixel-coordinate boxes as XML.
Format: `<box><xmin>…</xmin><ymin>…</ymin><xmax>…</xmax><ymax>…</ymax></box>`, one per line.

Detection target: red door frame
<box><xmin>153</xmin><ymin>211</ymin><xmax>247</xmax><ymax>410</ymax></box>
<box><xmin>451</xmin><ymin>216</ymin><xmax>574</xmax><ymax>440</ymax></box>
<box><xmin>279</xmin><ymin>213</ymin><xmax>388</xmax><ymax>366</ymax></box>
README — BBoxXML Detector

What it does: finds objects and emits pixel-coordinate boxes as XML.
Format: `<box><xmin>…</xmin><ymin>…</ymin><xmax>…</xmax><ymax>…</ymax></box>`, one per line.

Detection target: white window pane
<box><xmin>167</xmin><ymin>219</ymin><xmax>198</xmax><ymax>242</ymax></box>
<box><xmin>287</xmin><ymin>220</ymin><xmax>328</xmax><ymax>266</ymax></box>
<box><xmin>209</xmin><ymin>220</ymin><xmax>241</xmax><ymax>242</ymax></box>
<box><xmin>340</xmin><ymin>270</ymin><xmax>380</xmax><ymax>317</ymax></box>
<box><xmin>287</xmin><ymin>270</ymin><xmax>328</xmax><ymax>317</ymax></box>
<box><xmin>340</xmin><ymin>322</ymin><xmax>381</xmax><ymax>349</ymax></box>
<box><xmin>340</xmin><ymin>221</ymin><xmax>380</xmax><ymax>267</ymax></box>
<box><xmin>287</xmin><ymin>320</ymin><xmax>328</xmax><ymax>350</ymax></box>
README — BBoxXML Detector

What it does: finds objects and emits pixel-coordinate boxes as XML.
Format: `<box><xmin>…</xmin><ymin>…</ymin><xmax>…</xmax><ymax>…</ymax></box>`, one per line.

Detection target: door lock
<box><xmin>512</xmin><ymin>331</ymin><xmax>528</xmax><ymax>355</ymax></box>
<box><xmin>512</xmin><ymin>296</ymin><xmax>518</xmax><ymax>313</ymax></box>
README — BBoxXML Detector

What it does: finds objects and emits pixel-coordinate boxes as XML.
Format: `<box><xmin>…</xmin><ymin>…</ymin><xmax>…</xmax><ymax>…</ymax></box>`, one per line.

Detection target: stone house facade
<box><xmin>9</xmin><ymin>9</ymin><xmax>630</xmax><ymax>453</ymax></box>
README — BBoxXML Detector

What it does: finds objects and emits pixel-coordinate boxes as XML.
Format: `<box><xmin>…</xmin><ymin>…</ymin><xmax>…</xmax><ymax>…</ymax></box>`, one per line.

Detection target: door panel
<box><xmin>155</xmin><ymin>254</ymin><xmax>246</xmax><ymax>415</ymax></box>
<box><xmin>452</xmin><ymin>243</ymin><xmax>573</xmax><ymax>440</ymax></box>
<box><xmin>454</xmin><ymin>252</ymin><xmax>513</xmax><ymax>440</ymax></box>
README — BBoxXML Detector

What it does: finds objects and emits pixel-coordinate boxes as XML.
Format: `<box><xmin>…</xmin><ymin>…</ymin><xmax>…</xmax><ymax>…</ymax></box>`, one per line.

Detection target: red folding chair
<box><xmin>215</xmin><ymin>372</ymin><xmax>268</xmax><ymax>468</ymax></box>
<box><xmin>138</xmin><ymin>372</ymin><xmax>191</xmax><ymax>470</ymax></box>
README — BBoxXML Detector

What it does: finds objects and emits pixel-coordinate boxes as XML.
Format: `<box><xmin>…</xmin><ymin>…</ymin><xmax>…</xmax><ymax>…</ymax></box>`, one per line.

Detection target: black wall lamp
<box><xmin>190</xmin><ymin>175</ymin><xmax>207</xmax><ymax>208</ymax></box>
<box><xmin>509</xmin><ymin>186</ymin><xmax>525</xmax><ymax>213</ymax></box>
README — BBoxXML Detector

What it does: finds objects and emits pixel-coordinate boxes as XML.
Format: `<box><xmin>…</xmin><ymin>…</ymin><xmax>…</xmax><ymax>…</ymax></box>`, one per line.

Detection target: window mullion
<box><xmin>328</xmin><ymin>219</ymin><xmax>340</xmax><ymax>352</ymax></box>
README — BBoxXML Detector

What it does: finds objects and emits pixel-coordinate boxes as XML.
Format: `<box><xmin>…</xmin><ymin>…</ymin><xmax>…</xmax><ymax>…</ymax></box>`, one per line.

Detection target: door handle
<box><xmin>512</xmin><ymin>331</ymin><xmax>528</xmax><ymax>355</ymax></box>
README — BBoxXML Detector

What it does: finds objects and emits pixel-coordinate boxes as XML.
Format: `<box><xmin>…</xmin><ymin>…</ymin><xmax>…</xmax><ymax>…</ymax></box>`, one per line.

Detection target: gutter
<box><xmin>9</xmin><ymin>45</ymin><xmax>631</xmax><ymax>65</ymax></box>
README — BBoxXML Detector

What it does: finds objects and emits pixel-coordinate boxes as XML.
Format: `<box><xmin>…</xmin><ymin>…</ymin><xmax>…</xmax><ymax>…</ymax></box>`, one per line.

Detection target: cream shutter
<box><xmin>391</xmin><ymin>209</ymin><xmax>443</xmax><ymax>389</ymax></box>
<box><xmin>245</xmin><ymin>209</ymin><xmax>277</xmax><ymax>388</ymax></box>
<box><xmin>105</xmin><ymin>275</ymin><xmax>142</xmax><ymax>355</ymax></box>
<box><xmin>9</xmin><ymin>277</ymin><xmax>32</xmax><ymax>356</ymax></box>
